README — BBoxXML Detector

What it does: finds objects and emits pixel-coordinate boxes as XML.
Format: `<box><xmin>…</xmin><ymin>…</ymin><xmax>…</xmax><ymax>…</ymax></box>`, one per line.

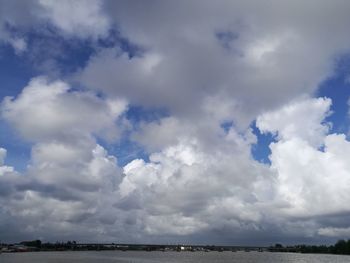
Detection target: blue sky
<box><xmin>317</xmin><ymin>55</ymin><xmax>350</xmax><ymax>135</ymax></box>
<box><xmin>2</xmin><ymin>0</ymin><xmax>350</xmax><ymax>245</ymax></box>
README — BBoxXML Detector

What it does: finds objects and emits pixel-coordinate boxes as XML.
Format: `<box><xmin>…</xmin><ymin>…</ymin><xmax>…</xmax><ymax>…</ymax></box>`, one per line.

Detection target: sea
<box><xmin>1</xmin><ymin>251</ymin><xmax>349</xmax><ymax>263</ymax></box>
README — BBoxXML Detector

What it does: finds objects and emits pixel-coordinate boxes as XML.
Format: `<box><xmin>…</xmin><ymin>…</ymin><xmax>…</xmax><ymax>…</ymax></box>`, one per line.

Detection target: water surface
<box><xmin>1</xmin><ymin>251</ymin><xmax>349</xmax><ymax>263</ymax></box>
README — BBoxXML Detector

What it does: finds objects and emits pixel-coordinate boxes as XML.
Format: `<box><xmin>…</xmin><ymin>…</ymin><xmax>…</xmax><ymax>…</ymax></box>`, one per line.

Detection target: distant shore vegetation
<box><xmin>2</xmin><ymin>239</ymin><xmax>350</xmax><ymax>255</ymax></box>
<box><xmin>270</xmin><ymin>240</ymin><xmax>350</xmax><ymax>254</ymax></box>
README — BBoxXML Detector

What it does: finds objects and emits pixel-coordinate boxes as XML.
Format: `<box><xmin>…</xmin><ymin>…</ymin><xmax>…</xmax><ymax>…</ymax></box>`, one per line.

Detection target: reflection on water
<box><xmin>1</xmin><ymin>251</ymin><xmax>349</xmax><ymax>263</ymax></box>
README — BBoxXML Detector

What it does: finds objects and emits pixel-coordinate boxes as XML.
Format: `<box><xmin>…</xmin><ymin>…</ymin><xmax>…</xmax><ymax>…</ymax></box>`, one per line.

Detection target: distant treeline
<box><xmin>6</xmin><ymin>240</ymin><xmax>225</xmax><ymax>252</ymax></box>
<box><xmin>3</xmin><ymin>239</ymin><xmax>350</xmax><ymax>255</ymax></box>
<box><xmin>270</xmin><ymin>239</ymin><xmax>350</xmax><ymax>255</ymax></box>
<box><xmin>20</xmin><ymin>240</ymin><xmax>78</xmax><ymax>250</ymax></box>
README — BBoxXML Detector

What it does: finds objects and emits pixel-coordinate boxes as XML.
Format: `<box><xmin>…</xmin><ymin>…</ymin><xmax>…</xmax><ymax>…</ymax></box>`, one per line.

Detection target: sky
<box><xmin>1</xmin><ymin>0</ymin><xmax>350</xmax><ymax>245</ymax></box>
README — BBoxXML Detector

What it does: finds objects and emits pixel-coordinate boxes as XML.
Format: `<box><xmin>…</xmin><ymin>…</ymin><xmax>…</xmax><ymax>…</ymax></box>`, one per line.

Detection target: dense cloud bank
<box><xmin>1</xmin><ymin>0</ymin><xmax>350</xmax><ymax>244</ymax></box>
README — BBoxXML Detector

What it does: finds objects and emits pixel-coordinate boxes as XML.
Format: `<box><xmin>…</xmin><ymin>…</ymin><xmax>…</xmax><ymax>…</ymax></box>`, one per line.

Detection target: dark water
<box><xmin>1</xmin><ymin>251</ymin><xmax>349</xmax><ymax>263</ymax></box>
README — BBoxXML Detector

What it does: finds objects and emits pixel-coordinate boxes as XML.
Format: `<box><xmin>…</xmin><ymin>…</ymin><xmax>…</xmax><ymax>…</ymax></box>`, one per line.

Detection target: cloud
<box><xmin>2</xmin><ymin>36</ymin><xmax>27</xmax><ymax>54</ymax></box>
<box><xmin>269</xmin><ymin>133</ymin><xmax>350</xmax><ymax>218</ymax></box>
<box><xmin>256</xmin><ymin>98</ymin><xmax>350</xmax><ymax>222</ymax></box>
<box><xmin>118</xmin><ymin>123</ymin><xmax>273</xmax><ymax>236</ymax></box>
<box><xmin>131</xmin><ymin>117</ymin><xmax>192</xmax><ymax>152</ymax></box>
<box><xmin>79</xmin><ymin>0</ymin><xmax>350</xmax><ymax>130</ymax></box>
<box><xmin>0</xmin><ymin>21</ymin><xmax>27</xmax><ymax>54</ymax></box>
<box><xmin>0</xmin><ymin>148</ymin><xmax>7</xmax><ymax>165</ymax></box>
<box><xmin>37</xmin><ymin>0</ymin><xmax>110</xmax><ymax>39</ymax></box>
<box><xmin>0</xmin><ymin>0</ymin><xmax>36</xmax><ymax>53</ymax></box>
<box><xmin>0</xmin><ymin>0</ymin><xmax>110</xmax><ymax>55</ymax></box>
<box><xmin>2</xmin><ymin>76</ymin><xmax>127</xmax><ymax>142</ymax></box>
<box><xmin>9</xmin><ymin>37</ymin><xmax>27</xmax><ymax>53</ymax></box>
<box><xmin>1</xmin><ymin>76</ymin><xmax>127</xmax><ymax>193</ymax></box>
<box><xmin>257</xmin><ymin>97</ymin><xmax>332</xmax><ymax>147</ymax></box>
<box><xmin>318</xmin><ymin>227</ymin><xmax>350</xmax><ymax>238</ymax></box>
<box><xmin>0</xmin><ymin>77</ymin><xmax>126</xmax><ymax>241</ymax></box>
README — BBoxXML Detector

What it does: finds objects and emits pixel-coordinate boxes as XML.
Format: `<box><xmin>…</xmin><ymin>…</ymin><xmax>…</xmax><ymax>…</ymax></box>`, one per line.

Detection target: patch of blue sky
<box><xmin>105</xmin><ymin>105</ymin><xmax>169</xmax><ymax>166</ymax></box>
<box><xmin>0</xmin><ymin>42</ymin><xmax>36</xmax><ymax>172</ymax></box>
<box><xmin>251</xmin><ymin>121</ymin><xmax>274</xmax><ymax>164</ymax></box>
<box><xmin>0</xmin><ymin>122</ymin><xmax>31</xmax><ymax>173</ymax></box>
<box><xmin>108</xmin><ymin>105</ymin><xmax>170</xmax><ymax>165</ymax></box>
<box><xmin>23</xmin><ymin>30</ymin><xmax>95</xmax><ymax>77</ymax></box>
<box><xmin>98</xmin><ymin>29</ymin><xmax>143</xmax><ymax>58</ymax></box>
<box><xmin>95</xmin><ymin>106</ymin><xmax>169</xmax><ymax>167</ymax></box>
<box><xmin>317</xmin><ymin>54</ymin><xmax>350</xmax><ymax>136</ymax></box>
<box><xmin>215</xmin><ymin>30</ymin><xmax>239</xmax><ymax>50</ymax></box>
<box><xmin>220</xmin><ymin>120</ymin><xmax>233</xmax><ymax>134</ymax></box>
<box><xmin>0</xmin><ymin>44</ymin><xmax>35</xmax><ymax>97</ymax></box>
<box><xmin>126</xmin><ymin>105</ymin><xmax>170</xmax><ymax>128</ymax></box>
<box><xmin>4</xmin><ymin>24</ymin><xmax>142</xmax><ymax>79</ymax></box>
<box><xmin>49</xmin><ymin>28</ymin><xmax>142</xmax><ymax>76</ymax></box>
<box><xmin>220</xmin><ymin>119</ymin><xmax>273</xmax><ymax>164</ymax></box>
<box><xmin>97</xmin><ymin>135</ymin><xmax>149</xmax><ymax>167</ymax></box>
